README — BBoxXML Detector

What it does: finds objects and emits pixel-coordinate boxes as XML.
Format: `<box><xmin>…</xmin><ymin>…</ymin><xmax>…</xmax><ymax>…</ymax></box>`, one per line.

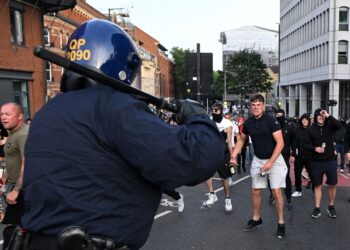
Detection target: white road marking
<box><xmin>154</xmin><ymin>210</ymin><xmax>172</xmax><ymax>219</ymax></box>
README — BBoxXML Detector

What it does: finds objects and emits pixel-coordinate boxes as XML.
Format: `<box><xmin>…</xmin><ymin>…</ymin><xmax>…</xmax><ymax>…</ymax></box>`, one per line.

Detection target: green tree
<box><xmin>212</xmin><ymin>70</ymin><xmax>224</xmax><ymax>100</ymax></box>
<box><xmin>170</xmin><ymin>47</ymin><xmax>193</xmax><ymax>99</ymax></box>
<box><xmin>225</xmin><ymin>50</ymin><xmax>272</xmax><ymax>99</ymax></box>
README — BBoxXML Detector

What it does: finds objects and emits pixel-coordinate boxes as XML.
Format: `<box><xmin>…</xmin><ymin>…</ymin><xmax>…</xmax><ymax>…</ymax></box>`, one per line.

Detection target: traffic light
<box><xmin>327</xmin><ymin>100</ymin><xmax>337</xmax><ymax>106</ymax></box>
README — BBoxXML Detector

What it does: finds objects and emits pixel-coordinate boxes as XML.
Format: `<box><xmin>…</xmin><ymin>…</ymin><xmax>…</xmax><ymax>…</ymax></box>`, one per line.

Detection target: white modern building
<box><xmin>279</xmin><ymin>0</ymin><xmax>350</xmax><ymax>119</ymax></box>
<box><xmin>220</xmin><ymin>26</ymin><xmax>279</xmax><ymax>67</ymax></box>
<box><xmin>219</xmin><ymin>26</ymin><xmax>279</xmax><ymax>104</ymax></box>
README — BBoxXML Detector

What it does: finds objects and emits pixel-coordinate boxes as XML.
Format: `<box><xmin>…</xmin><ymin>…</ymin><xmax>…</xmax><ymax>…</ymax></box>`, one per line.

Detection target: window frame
<box><xmin>339</xmin><ymin>7</ymin><xmax>349</xmax><ymax>31</ymax></box>
<box><xmin>338</xmin><ymin>40</ymin><xmax>348</xmax><ymax>64</ymax></box>
<box><xmin>43</xmin><ymin>28</ymin><xmax>50</xmax><ymax>46</ymax></box>
<box><xmin>10</xmin><ymin>7</ymin><xmax>25</xmax><ymax>46</ymax></box>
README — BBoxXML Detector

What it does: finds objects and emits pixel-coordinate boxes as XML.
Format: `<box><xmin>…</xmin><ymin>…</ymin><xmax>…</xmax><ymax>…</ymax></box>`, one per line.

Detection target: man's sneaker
<box><xmin>174</xmin><ymin>194</ymin><xmax>184</xmax><ymax>212</ymax></box>
<box><xmin>225</xmin><ymin>198</ymin><xmax>232</xmax><ymax>213</ymax></box>
<box><xmin>311</xmin><ymin>208</ymin><xmax>321</xmax><ymax>219</ymax></box>
<box><xmin>268</xmin><ymin>194</ymin><xmax>275</xmax><ymax>205</ymax></box>
<box><xmin>205</xmin><ymin>193</ymin><xmax>218</xmax><ymax>206</ymax></box>
<box><xmin>327</xmin><ymin>206</ymin><xmax>337</xmax><ymax>218</ymax></box>
<box><xmin>292</xmin><ymin>191</ymin><xmax>302</xmax><ymax>197</ymax></box>
<box><xmin>242</xmin><ymin>218</ymin><xmax>263</xmax><ymax>232</ymax></box>
<box><xmin>286</xmin><ymin>200</ymin><xmax>292</xmax><ymax>211</ymax></box>
<box><xmin>340</xmin><ymin>169</ymin><xmax>344</xmax><ymax>173</ymax></box>
<box><xmin>276</xmin><ymin>223</ymin><xmax>285</xmax><ymax>238</ymax></box>
<box><xmin>228</xmin><ymin>177</ymin><xmax>233</xmax><ymax>186</ymax></box>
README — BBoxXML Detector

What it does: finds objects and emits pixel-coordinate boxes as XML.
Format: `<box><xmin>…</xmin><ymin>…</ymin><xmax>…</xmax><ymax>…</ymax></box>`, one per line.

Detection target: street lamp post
<box><xmin>224</xmin><ymin>70</ymin><xmax>227</xmax><ymax>101</ymax></box>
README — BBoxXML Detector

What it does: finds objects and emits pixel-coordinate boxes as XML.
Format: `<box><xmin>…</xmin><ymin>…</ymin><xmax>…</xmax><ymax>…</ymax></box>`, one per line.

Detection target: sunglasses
<box><xmin>212</xmin><ymin>108</ymin><xmax>220</xmax><ymax>112</ymax></box>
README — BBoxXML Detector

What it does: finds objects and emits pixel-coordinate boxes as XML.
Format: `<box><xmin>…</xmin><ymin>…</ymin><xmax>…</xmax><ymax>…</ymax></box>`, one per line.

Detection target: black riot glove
<box><xmin>173</xmin><ymin>99</ymin><xmax>208</xmax><ymax>125</ymax></box>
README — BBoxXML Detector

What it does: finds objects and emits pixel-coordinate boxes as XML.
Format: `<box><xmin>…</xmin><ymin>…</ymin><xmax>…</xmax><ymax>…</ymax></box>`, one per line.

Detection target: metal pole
<box><xmin>224</xmin><ymin>70</ymin><xmax>227</xmax><ymax>101</ymax></box>
<box><xmin>278</xmin><ymin>23</ymin><xmax>280</xmax><ymax>102</ymax></box>
<box><xmin>108</xmin><ymin>9</ymin><xmax>111</xmax><ymax>21</ymax></box>
<box><xmin>196</xmin><ymin>43</ymin><xmax>201</xmax><ymax>102</ymax></box>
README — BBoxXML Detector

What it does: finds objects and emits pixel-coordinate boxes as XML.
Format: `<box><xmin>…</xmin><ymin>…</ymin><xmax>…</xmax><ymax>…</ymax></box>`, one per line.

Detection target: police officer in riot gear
<box><xmin>17</xmin><ymin>19</ymin><xmax>225</xmax><ymax>250</ymax></box>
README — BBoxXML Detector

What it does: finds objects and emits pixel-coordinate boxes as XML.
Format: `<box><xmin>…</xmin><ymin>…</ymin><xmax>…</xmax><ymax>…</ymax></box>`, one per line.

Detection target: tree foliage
<box><xmin>170</xmin><ymin>47</ymin><xmax>193</xmax><ymax>99</ymax></box>
<box><xmin>212</xmin><ymin>70</ymin><xmax>224</xmax><ymax>100</ymax></box>
<box><xmin>225</xmin><ymin>50</ymin><xmax>272</xmax><ymax>97</ymax></box>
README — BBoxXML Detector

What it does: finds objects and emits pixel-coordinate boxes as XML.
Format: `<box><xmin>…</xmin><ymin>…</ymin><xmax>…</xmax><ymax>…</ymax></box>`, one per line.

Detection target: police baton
<box><xmin>33</xmin><ymin>46</ymin><xmax>178</xmax><ymax>112</ymax></box>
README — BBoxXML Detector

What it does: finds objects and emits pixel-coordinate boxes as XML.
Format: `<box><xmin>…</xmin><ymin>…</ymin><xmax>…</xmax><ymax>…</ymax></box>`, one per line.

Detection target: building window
<box><xmin>339</xmin><ymin>7</ymin><xmax>349</xmax><ymax>31</ymax></box>
<box><xmin>43</xmin><ymin>28</ymin><xmax>50</xmax><ymax>46</ymax></box>
<box><xmin>10</xmin><ymin>8</ymin><xmax>25</xmax><ymax>46</ymax></box>
<box><xmin>338</xmin><ymin>40</ymin><xmax>348</xmax><ymax>64</ymax></box>
<box><xmin>339</xmin><ymin>81</ymin><xmax>350</xmax><ymax>119</ymax></box>
<box><xmin>306</xmin><ymin>85</ymin><xmax>312</xmax><ymax>115</ymax></box>
<box><xmin>13</xmin><ymin>80</ymin><xmax>30</xmax><ymax>119</ymax></box>
<box><xmin>46</xmin><ymin>61</ymin><xmax>52</xmax><ymax>81</ymax></box>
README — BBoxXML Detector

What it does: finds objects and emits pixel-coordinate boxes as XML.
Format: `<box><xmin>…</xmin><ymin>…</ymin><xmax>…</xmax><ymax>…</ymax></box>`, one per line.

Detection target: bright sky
<box><xmin>86</xmin><ymin>0</ymin><xmax>280</xmax><ymax>70</ymax></box>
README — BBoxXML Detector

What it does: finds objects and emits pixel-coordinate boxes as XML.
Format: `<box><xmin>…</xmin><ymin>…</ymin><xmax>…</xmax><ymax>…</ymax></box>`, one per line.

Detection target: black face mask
<box><xmin>276</xmin><ymin>116</ymin><xmax>285</xmax><ymax>124</ymax></box>
<box><xmin>212</xmin><ymin>113</ymin><xmax>223</xmax><ymax>123</ymax></box>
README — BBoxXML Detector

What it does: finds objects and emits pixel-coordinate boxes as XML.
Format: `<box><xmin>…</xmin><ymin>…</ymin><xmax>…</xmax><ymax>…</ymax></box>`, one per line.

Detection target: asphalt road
<box><xmin>142</xmin><ymin>169</ymin><xmax>350</xmax><ymax>250</ymax></box>
<box><xmin>0</xmin><ymin>166</ymin><xmax>349</xmax><ymax>250</ymax></box>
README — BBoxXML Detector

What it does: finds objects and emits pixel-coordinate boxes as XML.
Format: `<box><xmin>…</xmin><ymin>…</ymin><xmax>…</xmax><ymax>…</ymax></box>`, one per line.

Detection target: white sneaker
<box><xmin>175</xmin><ymin>194</ymin><xmax>184</xmax><ymax>212</ymax></box>
<box><xmin>205</xmin><ymin>193</ymin><xmax>218</xmax><ymax>206</ymax></box>
<box><xmin>340</xmin><ymin>169</ymin><xmax>344</xmax><ymax>173</ymax></box>
<box><xmin>291</xmin><ymin>191</ymin><xmax>302</xmax><ymax>197</ymax></box>
<box><xmin>225</xmin><ymin>198</ymin><xmax>232</xmax><ymax>213</ymax></box>
<box><xmin>228</xmin><ymin>177</ymin><xmax>234</xmax><ymax>186</ymax></box>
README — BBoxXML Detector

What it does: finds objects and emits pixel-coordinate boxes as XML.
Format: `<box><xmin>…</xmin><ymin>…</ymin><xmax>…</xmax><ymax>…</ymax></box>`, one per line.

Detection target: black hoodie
<box><xmin>305</xmin><ymin>109</ymin><xmax>343</xmax><ymax>161</ymax></box>
<box><xmin>292</xmin><ymin>113</ymin><xmax>312</xmax><ymax>159</ymax></box>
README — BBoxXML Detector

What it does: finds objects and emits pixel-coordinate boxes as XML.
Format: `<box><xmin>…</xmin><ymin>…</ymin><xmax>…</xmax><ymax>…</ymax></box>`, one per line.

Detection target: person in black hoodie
<box><xmin>292</xmin><ymin>114</ymin><xmax>313</xmax><ymax>197</ymax></box>
<box><xmin>305</xmin><ymin>108</ymin><xmax>342</xmax><ymax>219</ymax></box>
<box><xmin>270</xmin><ymin>109</ymin><xmax>294</xmax><ymax>210</ymax></box>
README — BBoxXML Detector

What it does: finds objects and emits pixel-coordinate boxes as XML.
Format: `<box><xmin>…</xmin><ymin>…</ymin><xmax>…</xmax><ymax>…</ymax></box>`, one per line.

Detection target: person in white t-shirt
<box><xmin>203</xmin><ymin>103</ymin><xmax>233</xmax><ymax>213</ymax></box>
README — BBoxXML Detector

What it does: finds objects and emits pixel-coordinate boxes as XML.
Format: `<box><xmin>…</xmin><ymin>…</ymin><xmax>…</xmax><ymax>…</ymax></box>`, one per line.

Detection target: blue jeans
<box><xmin>335</xmin><ymin>144</ymin><xmax>345</xmax><ymax>170</ymax></box>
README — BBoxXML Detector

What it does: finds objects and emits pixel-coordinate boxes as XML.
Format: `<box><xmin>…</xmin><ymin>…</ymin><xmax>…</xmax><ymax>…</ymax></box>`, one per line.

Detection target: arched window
<box><xmin>43</xmin><ymin>28</ymin><xmax>50</xmax><ymax>46</ymax></box>
<box><xmin>45</xmin><ymin>61</ymin><xmax>52</xmax><ymax>81</ymax></box>
<box><xmin>339</xmin><ymin>7</ymin><xmax>349</xmax><ymax>31</ymax></box>
<box><xmin>338</xmin><ymin>40</ymin><xmax>348</xmax><ymax>64</ymax></box>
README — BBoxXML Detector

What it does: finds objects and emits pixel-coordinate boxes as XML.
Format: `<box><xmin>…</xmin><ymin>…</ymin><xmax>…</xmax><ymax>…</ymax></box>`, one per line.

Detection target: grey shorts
<box><xmin>250</xmin><ymin>154</ymin><xmax>287</xmax><ymax>189</ymax></box>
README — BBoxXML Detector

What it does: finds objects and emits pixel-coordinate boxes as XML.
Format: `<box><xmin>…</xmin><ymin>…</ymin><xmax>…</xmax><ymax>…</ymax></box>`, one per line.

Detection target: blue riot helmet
<box><xmin>61</xmin><ymin>19</ymin><xmax>141</xmax><ymax>92</ymax></box>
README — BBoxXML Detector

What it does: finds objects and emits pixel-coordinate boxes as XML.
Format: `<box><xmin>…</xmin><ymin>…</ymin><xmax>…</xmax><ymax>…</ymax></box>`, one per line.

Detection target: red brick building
<box><xmin>0</xmin><ymin>0</ymin><xmax>174</xmax><ymax>119</ymax></box>
<box><xmin>0</xmin><ymin>0</ymin><xmax>75</xmax><ymax>118</ymax></box>
<box><xmin>43</xmin><ymin>0</ymin><xmax>106</xmax><ymax>96</ymax></box>
<box><xmin>133</xmin><ymin>26</ymin><xmax>174</xmax><ymax>100</ymax></box>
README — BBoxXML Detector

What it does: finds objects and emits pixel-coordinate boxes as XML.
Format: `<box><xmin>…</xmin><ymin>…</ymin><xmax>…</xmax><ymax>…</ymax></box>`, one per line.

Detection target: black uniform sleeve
<box><xmin>111</xmin><ymin>100</ymin><xmax>226</xmax><ymax>191</ymax></box>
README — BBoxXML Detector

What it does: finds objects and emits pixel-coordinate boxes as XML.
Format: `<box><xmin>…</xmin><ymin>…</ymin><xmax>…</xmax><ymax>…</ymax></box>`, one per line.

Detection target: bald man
<box><xmin>0</xmin><ymin>102</ymin><xmax>28</xmax><ymax>248</ymax></box>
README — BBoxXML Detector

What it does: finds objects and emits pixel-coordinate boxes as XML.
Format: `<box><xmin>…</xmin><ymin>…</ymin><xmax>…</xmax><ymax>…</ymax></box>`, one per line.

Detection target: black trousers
<box><xmin>163</xmin><ymin>189</ymin><xmax>181</xmax><ymax>200</ymax></box>
<box><xmin>294</xmin><ymin>156</ymin><xmax>312</xmax><ymax>192</ymax></box>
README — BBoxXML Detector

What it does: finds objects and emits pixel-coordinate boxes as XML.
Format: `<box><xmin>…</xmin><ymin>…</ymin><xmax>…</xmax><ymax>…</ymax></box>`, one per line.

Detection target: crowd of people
<box><xmin>156</xmin><ymin>94</ymin><xmax>350</xmax><ymax>240</ymax></box>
